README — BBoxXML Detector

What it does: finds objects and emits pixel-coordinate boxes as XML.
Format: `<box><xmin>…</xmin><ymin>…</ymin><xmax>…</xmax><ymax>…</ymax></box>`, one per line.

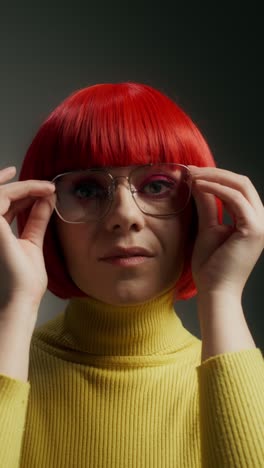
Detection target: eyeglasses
<box><xmin>51</xmin><ymin>163</ymin><xmax>192</xmax><ymax>224</ymax></box>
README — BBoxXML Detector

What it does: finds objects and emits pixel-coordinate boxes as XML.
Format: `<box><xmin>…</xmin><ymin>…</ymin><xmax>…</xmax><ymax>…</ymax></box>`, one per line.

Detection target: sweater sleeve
<box><xmin>0</xmin><ymin>374</ymin><xmax>30</xmax><ymax>467</ymax></box>
<box><xmin>196</xmin><ymin>347</ymin><xmax>264</xmax><ymax>468</ymax></box>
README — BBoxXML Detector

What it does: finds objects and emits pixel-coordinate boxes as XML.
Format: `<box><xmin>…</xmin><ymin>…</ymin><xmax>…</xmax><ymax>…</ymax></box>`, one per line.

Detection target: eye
<box><xmin>73</xmin><ymin>182</ymin><xmax>107</xmax><ymax>200</ymax></box>
<box><xmin>139</xmin><ymin>176</ymin><xmax>177</xmax><ymax>197</ymax></box>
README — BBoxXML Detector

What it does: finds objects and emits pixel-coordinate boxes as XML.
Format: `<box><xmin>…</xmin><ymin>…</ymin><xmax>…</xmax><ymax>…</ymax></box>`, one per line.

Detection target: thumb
<box><xmin>21</xmin><ymin>194</ymin><xmax>56</xmax><ymax>249</ymax></box>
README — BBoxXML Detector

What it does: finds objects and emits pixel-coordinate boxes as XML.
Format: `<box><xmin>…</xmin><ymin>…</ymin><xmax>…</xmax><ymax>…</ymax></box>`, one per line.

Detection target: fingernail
<box><xmin>42</xmin><ymin>182</ymin><xmax>55</xmax><ymax>189</ymax></box>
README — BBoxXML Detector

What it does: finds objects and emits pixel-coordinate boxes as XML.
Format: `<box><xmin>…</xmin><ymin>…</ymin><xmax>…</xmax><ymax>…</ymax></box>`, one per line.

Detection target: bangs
<box><xmin>34</xmin><ymin>82</ymin><xmax>202</xmax><ymax>180</ymax></box>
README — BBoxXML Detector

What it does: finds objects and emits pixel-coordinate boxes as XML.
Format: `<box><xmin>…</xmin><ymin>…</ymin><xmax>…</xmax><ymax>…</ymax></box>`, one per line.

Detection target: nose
<box><xmin>103</xmin><ymin>177</ymin><xmax>146</xmax><ymax>231</ymax></box>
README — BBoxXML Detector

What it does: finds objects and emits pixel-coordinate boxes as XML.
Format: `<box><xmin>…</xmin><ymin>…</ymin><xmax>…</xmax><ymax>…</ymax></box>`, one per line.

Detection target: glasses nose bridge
<box><xmin>110</xmin><ymin>175</ymin><xmax>132</xmax><ymax>193</ymax></box>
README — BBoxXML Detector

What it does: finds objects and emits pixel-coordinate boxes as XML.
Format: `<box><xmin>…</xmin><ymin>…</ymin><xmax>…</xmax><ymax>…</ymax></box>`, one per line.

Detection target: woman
<box><xmin>0</xmin><ymin>82</ymin><xmax>263</xmax><ymax>467</ymax></box>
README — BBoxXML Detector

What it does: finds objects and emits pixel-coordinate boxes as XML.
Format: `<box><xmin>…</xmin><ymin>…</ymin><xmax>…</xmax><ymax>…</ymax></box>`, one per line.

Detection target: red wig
<box><xmin>16</xmin><ymin>82</ymin><xmax>223</xmax><ymax>301</ymax></box>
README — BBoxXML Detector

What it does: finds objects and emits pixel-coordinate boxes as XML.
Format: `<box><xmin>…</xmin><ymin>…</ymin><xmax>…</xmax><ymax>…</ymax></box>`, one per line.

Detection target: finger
<box><xmin>3</xmin><ymin>196</ymin><xmax>38</xmax><ymax>224</ymax></box>
<box><xmin>188</xmin><ymin>166</ymin><xmax>263</xmax><ymax>214</ymax></box>
<box><xmin>3</xmin><ymin>180</ymin><xmax>55</xmax><ymax>202</ymax></box>
<box><xmin>0</xmin><ymin>166</ymin><xmax>16</xmax><ymax>183</ymax></box>
<box><xmin>192</xmin><ymin>182</ymin><xmax>220</xmax><ymax>229</ymax></box>
<box><xmin>193</xmin><ymin>179</ymin><xmax>262</xmax><ymax>234</ymax></box>
<box><xmin>0</xmin><ymin>182</ymin><xmax>55</xmax><ymax>217</ymax></box>
<box><xmin>20</xmin><ymin>193</ymin><xmax>56</xmax><ymax>249</ymax></box>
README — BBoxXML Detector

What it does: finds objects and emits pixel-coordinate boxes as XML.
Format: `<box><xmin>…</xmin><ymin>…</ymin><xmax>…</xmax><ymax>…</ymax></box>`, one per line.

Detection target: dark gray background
<box><xmin>1</xmin><ymin>4</ymin><xmax>263</xmax><ymax>349</ymax></box>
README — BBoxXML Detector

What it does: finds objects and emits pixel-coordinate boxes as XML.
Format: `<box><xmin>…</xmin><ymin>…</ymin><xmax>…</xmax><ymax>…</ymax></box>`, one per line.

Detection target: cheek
<box><xmin>161</xmin><ymin>212</ymin><xmax>191</xmax><ymax>262</ymax></box>
<box><xmin>167</xmin><ymin>215</ymin><xmax>187</xmax><ymax>244</ymax></box>
<box><xmin>55</xmin><ymin>220</ymin><xmax>94</xmax><ymax>267</ymax></box>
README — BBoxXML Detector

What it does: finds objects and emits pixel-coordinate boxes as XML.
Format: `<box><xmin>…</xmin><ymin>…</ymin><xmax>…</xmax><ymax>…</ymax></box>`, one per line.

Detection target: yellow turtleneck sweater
<box><xmin>0</xmin><ymin>288</ymin><xmax>263</xmax><ymax>467</ymax></box>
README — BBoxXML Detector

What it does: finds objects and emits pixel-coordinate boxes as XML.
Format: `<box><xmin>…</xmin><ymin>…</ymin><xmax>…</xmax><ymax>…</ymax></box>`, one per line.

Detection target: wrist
<box><xmin>197</xmin><ymin>291</ymin><xmax>243</xmax><ymax>318</ymax></box>
<box><xmin>0</xmin><ymin>298</ymin><xmax>40</xmax><ymax>334</ymax></box>
<box><xmin>196</xmin><ymin>292</ymin><xmax>256</xmax><ymax>361</ymax></box>
<box><xmin>197</xmin><ymin>288</ymin><xmax>242</xmax><ymax>302</ymax></box>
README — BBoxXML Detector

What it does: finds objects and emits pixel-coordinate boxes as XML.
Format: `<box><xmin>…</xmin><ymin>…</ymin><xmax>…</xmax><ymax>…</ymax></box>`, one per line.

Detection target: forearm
<box><xmin>0</xmin><ymin>300</ymin><xmax>38</xmax><ymax>382</ymax></box>
<box><xmin>197</xmin><ymin>293</ymin><xmax>257</xmax><ymax>362</ymax></box>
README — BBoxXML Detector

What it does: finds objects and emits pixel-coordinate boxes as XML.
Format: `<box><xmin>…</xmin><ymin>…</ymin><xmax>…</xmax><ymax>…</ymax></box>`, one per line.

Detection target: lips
<box><xmin>100</xmin><ymin>246</ymin><xmax>153</xmax><ymax>260</ymax></box>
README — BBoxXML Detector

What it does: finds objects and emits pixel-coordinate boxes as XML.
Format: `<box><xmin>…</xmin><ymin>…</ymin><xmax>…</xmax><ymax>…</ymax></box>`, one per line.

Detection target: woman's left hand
<box><xmin>188</xmin><ymin>165</ymin><xmax>264</xmax><ymax>297</ymax></box>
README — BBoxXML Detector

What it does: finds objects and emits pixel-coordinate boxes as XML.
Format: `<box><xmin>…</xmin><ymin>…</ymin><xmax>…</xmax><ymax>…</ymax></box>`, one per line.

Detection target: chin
<box><xmin>79</xmin><ymin>283</ymin><xmax>157</xmax><ymax>306</ymax></box>
<box><xmin>96</xmin><ymin>284</ymin><xmax>172</xmax><ymax>306</ymax></box>
<box><xmin>75</xmin><ymin>275</ymin><xmax>176</xmax><ymax>306</ymax></box>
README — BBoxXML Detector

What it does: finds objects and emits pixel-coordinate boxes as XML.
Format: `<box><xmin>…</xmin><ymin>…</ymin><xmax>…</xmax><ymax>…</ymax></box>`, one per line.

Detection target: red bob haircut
<box><xmin>16</xmin><ymin>82</ymin><xmax>223</xmax><ymax>301</ymax></box>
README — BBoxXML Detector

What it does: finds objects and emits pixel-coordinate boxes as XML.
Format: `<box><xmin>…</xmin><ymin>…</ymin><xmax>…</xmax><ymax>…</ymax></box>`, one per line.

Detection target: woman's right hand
<box><xmin>0</xmin><ymin>166</ymin><xmax>56</xmax><ymax>314</ymax></box>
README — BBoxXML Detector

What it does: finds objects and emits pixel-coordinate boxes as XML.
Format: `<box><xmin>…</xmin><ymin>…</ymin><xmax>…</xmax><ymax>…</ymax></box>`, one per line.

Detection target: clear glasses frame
<box><xmin>51</xmin><ymin>163</ymin><xmax>193</xmax><ymax>224</ymax></box>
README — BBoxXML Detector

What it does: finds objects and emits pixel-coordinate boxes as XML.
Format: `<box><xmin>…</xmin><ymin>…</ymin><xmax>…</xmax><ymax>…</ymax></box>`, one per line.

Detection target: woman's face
<box><xmin>55</xmin><ymin>166</ymin><xmax>193</xmax><ymax>305</ymax></box>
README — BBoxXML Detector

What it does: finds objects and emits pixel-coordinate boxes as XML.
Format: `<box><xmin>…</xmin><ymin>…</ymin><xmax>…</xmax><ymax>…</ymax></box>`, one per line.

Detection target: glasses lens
<box><xmin>54</xmin><ymin>170</ymin><xmax>112</xmax><ymax>222</ymax></box>
<box><xmin>131</xmin><ymin>164</ymin><xmax>191</xmax><ymax>216</ymax></box>
<box><xmin>53</xmin><ymin>164</ymin><xmax>191</xmax><ymax>222</ymax></box>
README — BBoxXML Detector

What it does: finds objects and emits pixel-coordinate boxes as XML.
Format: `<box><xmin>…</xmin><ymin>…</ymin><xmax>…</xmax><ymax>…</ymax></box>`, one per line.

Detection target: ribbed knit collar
<box><xmin>55</xmin><ymin>285</ymin><xmax>193</xmax><ymax>357</ymax></box>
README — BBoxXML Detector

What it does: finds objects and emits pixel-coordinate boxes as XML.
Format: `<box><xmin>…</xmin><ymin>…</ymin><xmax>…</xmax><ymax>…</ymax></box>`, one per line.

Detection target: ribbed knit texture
<box><xmin>0</xmin><ymin>287</ymin><xmax>263</xmax><ymax>467</ymax></box>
